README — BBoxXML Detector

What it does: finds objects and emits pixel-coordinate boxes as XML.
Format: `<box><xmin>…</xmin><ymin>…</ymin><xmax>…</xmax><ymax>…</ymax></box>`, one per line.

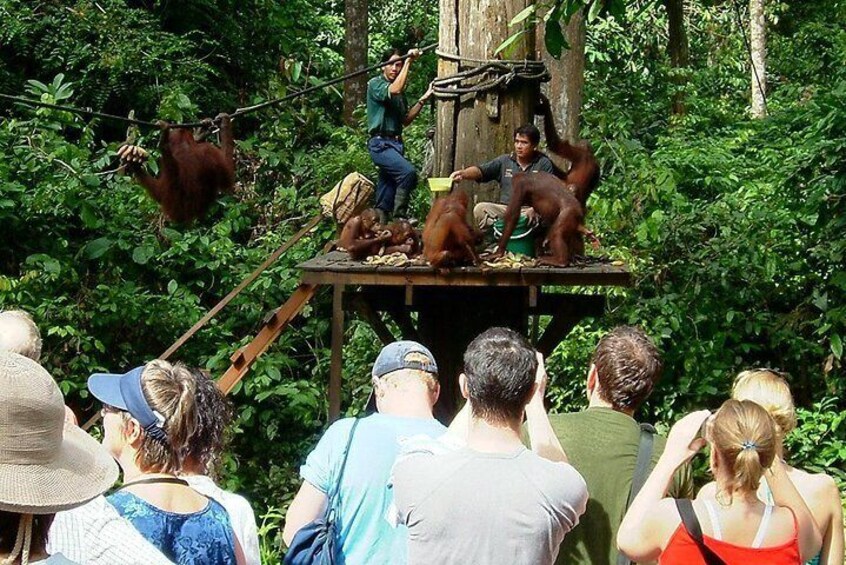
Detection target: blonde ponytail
<box><xmin>710</xmin><ymin>399</ymin><xmax>777</xmax><ymax>496</ymax></box>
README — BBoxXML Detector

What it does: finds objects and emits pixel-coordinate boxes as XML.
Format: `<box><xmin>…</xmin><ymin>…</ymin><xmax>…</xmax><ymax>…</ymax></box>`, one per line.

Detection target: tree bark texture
<box><xmin>749</xmin><ymin>0</ymin><xmax>767</xmax><ymax>118</ymax></box>
<box><xmin>537</xmin><ymin>9</ymin><xmax>586</xmax><ymax>170</ymax></box>
<box><xmin>666</xmin><ymin>0</ymin><xmax>689</xmax><ymax>116</ymax></box>
<box><xmin>435</xmin><ymin>0</ymin><xmax>537</xmax><ymax>206</ymax></box>
<box><xmin>343</xmin><ymin>0</ymin><xmax>369</xmax><ymax>126</ymax></box>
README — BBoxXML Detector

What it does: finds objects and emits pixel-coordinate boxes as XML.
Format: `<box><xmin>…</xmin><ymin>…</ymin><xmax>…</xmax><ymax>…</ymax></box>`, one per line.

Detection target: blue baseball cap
<box><xmin>87</xmin><ymin>365</ymin><xmax>168</xmax><ymax>444</ymax></box>
<box><xmin>372</xmin><ymin>341</ymin><xmax>438</xmax><ymax>379</ymax></box>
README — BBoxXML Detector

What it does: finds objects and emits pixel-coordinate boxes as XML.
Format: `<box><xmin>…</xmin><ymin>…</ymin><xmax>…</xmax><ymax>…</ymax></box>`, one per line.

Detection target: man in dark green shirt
<box><xmin>549</xmin><ymin>326</ymin><xmax>694</xmax><ymax>565</ymax></box>
<box><xmin>366</xmin><ymin>48</ymin><xmax>432</xmax><ymax>222</ymax></box>
<box><xmin>449</xmin><ymin>123</ymin><xmax>555</xmax><ymax>230</ymax></box>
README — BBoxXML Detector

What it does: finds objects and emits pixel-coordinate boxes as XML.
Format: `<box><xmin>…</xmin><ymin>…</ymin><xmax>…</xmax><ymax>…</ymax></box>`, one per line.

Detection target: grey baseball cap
<box><xmin>371</xmin><ymin>340</ymin><xmax>438</xmax><ymax>379</ymax></box>
<box><xmin>366</xmin><ymin>341</ymin><xmax>438</xmax><ymax>414</ymax></box>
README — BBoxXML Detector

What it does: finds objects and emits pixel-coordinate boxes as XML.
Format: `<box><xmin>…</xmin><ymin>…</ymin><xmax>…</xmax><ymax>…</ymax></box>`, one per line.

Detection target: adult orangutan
<box><xmin>422</xmin><ymin>191</ymin><xmax>480</xmax><ymax>269</ymax></box>
<box><xmin>490</xmin><ymin>172</ymin><xmax>598</xmax><ymax>267</ymax></box>
<box><xmin>537</xmin><ymin>94</ymin><xmax>600</xmax><ymax>209</ymax></box>
<box><xmin>117</xmin><ymin>114</ymin><xmax>235</xmax><ymax>224</ymax></box>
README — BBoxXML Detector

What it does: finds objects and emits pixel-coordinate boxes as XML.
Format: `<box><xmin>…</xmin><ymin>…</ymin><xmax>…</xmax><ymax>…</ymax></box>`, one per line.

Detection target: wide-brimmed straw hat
<box><xmin>0</xmin><ymin>352</ymin><xmax>118</xmax><ymax>514</ymax></box>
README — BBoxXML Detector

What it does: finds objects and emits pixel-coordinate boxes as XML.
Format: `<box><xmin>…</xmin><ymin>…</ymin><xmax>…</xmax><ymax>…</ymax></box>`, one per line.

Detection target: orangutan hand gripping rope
<box><xmin>117</xmin><ymin>114</ymin><xmax>235</xmax><ymax>224</ymax></box>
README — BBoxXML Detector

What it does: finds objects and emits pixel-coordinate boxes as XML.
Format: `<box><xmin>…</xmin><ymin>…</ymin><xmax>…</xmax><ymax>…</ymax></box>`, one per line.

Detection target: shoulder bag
<box><xmin>284</xmin><ymin>419</ymin><xmax>360</xmax><ymax>565</ymax></box>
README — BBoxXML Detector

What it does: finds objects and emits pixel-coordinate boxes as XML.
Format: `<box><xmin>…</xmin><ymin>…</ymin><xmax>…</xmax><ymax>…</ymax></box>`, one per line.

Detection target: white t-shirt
<box><xmin>183</xmin><ymin>474</ymin><xmax>261</xmax><ymax>565</ymax></box>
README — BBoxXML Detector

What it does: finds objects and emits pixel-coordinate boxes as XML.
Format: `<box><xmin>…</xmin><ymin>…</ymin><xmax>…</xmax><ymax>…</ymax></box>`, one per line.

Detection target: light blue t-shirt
<box><xmin>300</xmin><ymin>413</ymin><xmax>446</xmax><ymax>565</ymax></box>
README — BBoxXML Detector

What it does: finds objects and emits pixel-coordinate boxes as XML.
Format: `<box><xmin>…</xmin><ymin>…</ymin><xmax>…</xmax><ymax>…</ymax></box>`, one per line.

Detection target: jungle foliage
<box><xmin>0</xmin><ymin>0</ymin><xmax>844</xmax><ymax>560</ymax></box>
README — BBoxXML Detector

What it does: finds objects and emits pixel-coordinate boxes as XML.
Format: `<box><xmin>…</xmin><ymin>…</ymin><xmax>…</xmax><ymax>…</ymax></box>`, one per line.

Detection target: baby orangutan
<box><xmin>338</xmin><ymin>208</ymin><xmax>392</xmax><ymax>260</ymax></box>
<box><xmin>383</xmin><ymin>220</ymin><xmax>420</xmax><ymax>256</ymax></box>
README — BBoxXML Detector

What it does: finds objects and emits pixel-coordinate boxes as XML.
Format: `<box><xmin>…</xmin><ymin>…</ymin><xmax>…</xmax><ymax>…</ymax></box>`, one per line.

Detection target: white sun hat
<box><xmin>0</xmin><ymin>352</ymin><xmax>118</xmax><ymax>514</ymax></box>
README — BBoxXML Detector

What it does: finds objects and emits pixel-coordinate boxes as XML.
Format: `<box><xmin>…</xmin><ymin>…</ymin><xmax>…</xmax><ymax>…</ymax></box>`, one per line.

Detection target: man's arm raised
<box><xmin>525</xmin><ymin>353</ymin><xmax>568</xmax><ymax>463</ymax></box>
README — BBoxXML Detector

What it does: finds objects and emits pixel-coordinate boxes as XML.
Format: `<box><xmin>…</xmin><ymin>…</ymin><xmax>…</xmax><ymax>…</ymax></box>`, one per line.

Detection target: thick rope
<box><xmin>432</xmin><ymin>51</ymin><xmax>549</xmax><ymax>99</ymax></box>
<box><xmin>231</xmin><ymin>43</ymin><xmax>437</xmax><ymax>118</ymax></box>
<box><xmin>0</xmin><ymin>43</ymin><xmax>437</xmax><ymax>129</ymax></box>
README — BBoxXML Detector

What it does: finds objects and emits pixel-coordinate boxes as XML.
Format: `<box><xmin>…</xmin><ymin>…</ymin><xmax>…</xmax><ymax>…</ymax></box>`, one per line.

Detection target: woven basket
<box><xmin>320</xmin><ymin>172</ymin><xmax>375</xmax><ymax>224</ymax></box>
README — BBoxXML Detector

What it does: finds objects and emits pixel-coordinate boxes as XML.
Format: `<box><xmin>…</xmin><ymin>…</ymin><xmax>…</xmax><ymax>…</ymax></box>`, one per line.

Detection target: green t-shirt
<box><xmin>366</xmin><ymin>75</ymin><xmax>408</xmax><ymax>137</ymax></box>
<box><xmin>549</xmin><ymin>408</ymin><xmax>694</xmax><ymax>565</ymax></box>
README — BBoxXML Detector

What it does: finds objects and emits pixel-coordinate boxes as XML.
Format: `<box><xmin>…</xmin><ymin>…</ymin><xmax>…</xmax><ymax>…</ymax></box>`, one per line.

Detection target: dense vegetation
<box><xmin>1</xmin><ymin>0</ymin><xmax>843</xmax><ymax>560</ymax></box>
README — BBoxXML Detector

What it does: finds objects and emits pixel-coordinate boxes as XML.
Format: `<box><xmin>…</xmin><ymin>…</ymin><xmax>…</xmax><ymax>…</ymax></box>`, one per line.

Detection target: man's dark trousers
<box><xmin>368</xmin><ymin>136</ymin><xmax>417</xmax><ymax>219</ymax></box>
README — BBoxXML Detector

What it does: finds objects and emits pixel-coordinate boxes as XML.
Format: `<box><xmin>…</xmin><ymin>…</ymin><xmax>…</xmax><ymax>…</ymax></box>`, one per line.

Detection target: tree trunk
<box><xmin>666</xmin><ymin>0</ymin><xmax>689</xmax><ymax>116</ymax></box>
<box><xmin>537</xmin><ymin>9</ymin><xmax>585</xmax><ymax>170</ymax></box>
<box><xmin>435</xmin><ymin>0</ymin><xmax>537</xmax><ymax>207</ymax></box>
<box><xmin>343</xmin><ymin>0</ymin><xmax>368</xmax><ymax>126</ymax></box>
<box><xmin>749</xmin><ymin>0</ymin><xmax>767</xmax><ymax>118</ymax></box>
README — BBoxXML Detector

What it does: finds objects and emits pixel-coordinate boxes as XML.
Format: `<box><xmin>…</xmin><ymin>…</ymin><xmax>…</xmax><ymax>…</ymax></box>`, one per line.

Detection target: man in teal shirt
<box><xmin>282</xmin><ymin>341</ymin><xmax>445</xmax><ymax>564</ymax></box>
<box><xmin>367</xmin><ymin>48</ymin><xmax>432</xmax><ymax>222</ymax></box>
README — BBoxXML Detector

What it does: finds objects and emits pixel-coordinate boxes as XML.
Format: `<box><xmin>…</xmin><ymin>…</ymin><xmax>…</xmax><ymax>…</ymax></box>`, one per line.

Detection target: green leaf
<box><xmin>831</xmin><ymin>334</ymin><xmax>843</xmax><ymax>359</ymax></box>
<box><xmin>494</xmin><ymin>29</ymin><xmax>529</xmax><ymax>57</ymax></box>
<box><xmin>167</xmin><ymin>280</ymin><xmax>178</xmax><ymax>295</ymax></box>
<box><xmin>132</xmin><ymin>245</ymin><xmax>155</xmax><ymax>265</ymax></box>
<box><xmin>83</xmin><ymin>237</ymin><xmax>113</xmax><ymax>259</ymax></box>
<box><xmin>509</xmin><ymin>4</ymin><xmax>536</xmax><ymax>26</ymax></box>
<box><xmin>80</xmin><ymin>202</ymin><xmax>102</xmax><ymax>229</ymax></box>
<box><xmin>544</xmin><ymin>19</ymin><xmax>568</xmax><ymax>58</ymax></box>
<box><xmin>587</xmin><ymin>0</ymin><xmax>603</xmax><ymax>22</ymax></box>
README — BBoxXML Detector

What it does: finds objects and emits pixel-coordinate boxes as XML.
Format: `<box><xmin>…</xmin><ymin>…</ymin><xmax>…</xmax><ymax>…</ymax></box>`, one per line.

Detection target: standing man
<box><xmin>549</xmin><ymin>326</ymin><xmax>694</xmax><ymax>565</ymax></box>
<box><xmin>450</xmin><ymin>124</ymin><xmax>556</xmax><ymax>231</ymax></box>
<box><xmin>283</xmin><ymin>341</ymin><xmax>445</xmax><ymax>564</ymax></box>
<box><xmin>393</xmin><ymin>327</ymin><xmax>588</xmax><ymax>565</ymax></box>
<box><xmin>367</xmin><ymin>48</ymin><xmax>433</xmax><ymax>222</ymax></box>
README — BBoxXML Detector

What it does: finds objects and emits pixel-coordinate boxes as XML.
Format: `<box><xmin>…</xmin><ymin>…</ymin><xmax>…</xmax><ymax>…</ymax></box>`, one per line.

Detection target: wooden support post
<box><xmin>328</xmin><ymin>284</ymin><xmax>345</xmax><ymax>422</ymax></box>
<box><xmin>349</xmin><ymin>295</ymin><xmax>396</xmax><ymax>345</ymax></box>
<box><xmin>386</xmin><ymin>308</ymin><xmax>422</xmax><ymax>342</ymax></box>
<box><xmin>535</xmin><ymin>295</ymin><xmax>605</xmax><ymax>356</ymax></box>
<box><xmin>417</xmin><ymin>287</ymin><xmax>528</xmax><ymax>422</ymax></box>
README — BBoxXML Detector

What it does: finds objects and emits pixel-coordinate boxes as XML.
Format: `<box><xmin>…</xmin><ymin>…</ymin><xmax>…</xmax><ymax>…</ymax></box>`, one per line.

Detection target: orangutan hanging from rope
<box><xmin>117</xmin><ymin>114</ymin><xmax>235</xmax><ymax>224</ymax></box>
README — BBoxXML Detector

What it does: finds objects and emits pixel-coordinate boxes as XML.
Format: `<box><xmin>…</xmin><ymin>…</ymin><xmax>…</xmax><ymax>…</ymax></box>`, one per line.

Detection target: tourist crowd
<box><xmin>0</xmin><ymin>308</ymin><xmax>842</xmax><ymax>564</ymax></box>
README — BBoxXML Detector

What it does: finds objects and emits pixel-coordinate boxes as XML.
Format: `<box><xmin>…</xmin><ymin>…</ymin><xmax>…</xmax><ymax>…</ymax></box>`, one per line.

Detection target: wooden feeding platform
<box><xmin>299</xmin><ymin>250</ymin><xmax>631</xmax><ymax>421</ymax></box>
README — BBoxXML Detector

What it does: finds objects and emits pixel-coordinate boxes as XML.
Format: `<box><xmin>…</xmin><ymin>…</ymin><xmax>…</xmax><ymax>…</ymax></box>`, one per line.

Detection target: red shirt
<box><xmin>659</xmin><ymin>521</ymin><xmax>801</xmax><ymax>564</ymax></box>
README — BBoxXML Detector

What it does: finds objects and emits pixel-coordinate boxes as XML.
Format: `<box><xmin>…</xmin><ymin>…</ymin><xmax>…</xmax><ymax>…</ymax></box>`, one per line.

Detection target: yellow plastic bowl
<box><xmin>427</xmin><ymin>177</ymin><xmax>453</xmax><ymax>192</ymax></box>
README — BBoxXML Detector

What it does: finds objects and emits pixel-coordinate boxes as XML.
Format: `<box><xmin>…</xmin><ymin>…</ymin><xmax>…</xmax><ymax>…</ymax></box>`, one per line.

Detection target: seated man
<box><xmin>449</xmin><ymin>124</ymin><xmax>556</xmax><ymax>231</ymax></box>
<box><xmin>393</xmin><ymin>327</ymin><xmax>588</xmax><ymax>565</ymax></box>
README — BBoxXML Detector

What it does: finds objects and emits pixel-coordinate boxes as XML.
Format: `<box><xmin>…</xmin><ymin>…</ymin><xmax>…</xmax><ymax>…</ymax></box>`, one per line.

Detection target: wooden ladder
<box><xmin>217</xmin><ymin>283</ymin><xmax>319</xmax><ymax>394</ymax></box>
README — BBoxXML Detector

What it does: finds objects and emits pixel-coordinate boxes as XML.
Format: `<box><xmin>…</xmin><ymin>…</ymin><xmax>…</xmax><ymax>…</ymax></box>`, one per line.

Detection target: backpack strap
<box><xmin>328</xmin><ymin>419</ymin><xmax>361</xmax><ymax>510</ymax></box>
<box><xmin>675</xmin><ymin>498</ymin><xmax>728</xmax><ymax>565</ymax></box>
<box><xmin>616</xmin><ymin>423</ymin><xmax>656</xmax><ymax>565</ymax></box>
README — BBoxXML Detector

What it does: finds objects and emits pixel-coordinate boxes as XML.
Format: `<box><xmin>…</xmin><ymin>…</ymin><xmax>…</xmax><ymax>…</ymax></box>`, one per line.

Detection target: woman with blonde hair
<box><xmin>617</xmin><ymin>400</ymin><xmax>821</xmax><ymax>564</ymax></box>
<box><xmin>88</xmin><ymin>360</ymin><xmax>244</xmax><ymax>564</ymax></box>
<box><xmin>697</xmin><ymin>369</ymin><xmax>844</xmax><ymax>565</ymax></box>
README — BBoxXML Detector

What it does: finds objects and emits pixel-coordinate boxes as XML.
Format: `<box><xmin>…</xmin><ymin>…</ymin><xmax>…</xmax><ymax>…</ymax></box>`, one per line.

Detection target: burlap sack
<box><xmin>319</xmin><ymin>172</ymin><xmax>374</xmax><ymax>223</ymax></box>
